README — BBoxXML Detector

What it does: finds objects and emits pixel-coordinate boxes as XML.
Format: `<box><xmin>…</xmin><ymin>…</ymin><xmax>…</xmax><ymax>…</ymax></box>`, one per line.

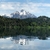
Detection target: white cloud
<box><xmin>0</xmin><ymin>3</ymin><xmax>14</xmax><ymax>10</ymax></box>
<box><xmin>0</xmin><ymin>2</ymin><xmax>50</xmax><ymax>16</ymax></box>
<box><xmin>42</xmin><ymin>3</ymin><xmax>50</xmax><ymax>7</ymax></box>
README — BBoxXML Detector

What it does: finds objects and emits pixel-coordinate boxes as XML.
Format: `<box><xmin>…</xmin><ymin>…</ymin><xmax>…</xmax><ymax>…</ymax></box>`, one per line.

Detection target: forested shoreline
<box><xmin>0</xmin><ymin>16</ymin><xmax>50</xmax><ymax>29</ymax></box>
<box><xmin>0</xmin><ymin>16</ymin><xmax>50</xmax><ymax>39</ymax></box>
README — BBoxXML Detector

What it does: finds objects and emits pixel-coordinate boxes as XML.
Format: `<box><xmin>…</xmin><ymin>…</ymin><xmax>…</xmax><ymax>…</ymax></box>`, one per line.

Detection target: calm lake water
<box><xmin>0</xmin><ymin>28</ymin><xmax>50</xmax><ymax>50</ymax></box>
<box><xmin>0</xmin><ymin>35</ymin><xmax>50</xmax><ymax>50</ymax></box>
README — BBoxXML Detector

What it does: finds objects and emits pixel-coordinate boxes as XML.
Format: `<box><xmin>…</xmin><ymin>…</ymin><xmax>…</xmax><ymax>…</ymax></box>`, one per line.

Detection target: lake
<box><xmin>0</xmin><ymin>28</ymin><xmax>50</xmax><ymax>50</ymax></box>
<box><xmin>0</xmin><ymin>35</ymin><xmax>50</xmax><ymax>50</ymax></box>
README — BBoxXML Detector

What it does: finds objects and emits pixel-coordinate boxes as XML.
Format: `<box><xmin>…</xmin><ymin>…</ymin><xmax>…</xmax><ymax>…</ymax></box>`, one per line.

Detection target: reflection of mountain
<box><xmin>11</xmin><ymin>35</ymin><xmax>37</xmax><ymax>45</ymax></box>
<box><xmin>11</xmin><ymin>35</ymin><xmax>28</xmax><ymax>45</ymax></box>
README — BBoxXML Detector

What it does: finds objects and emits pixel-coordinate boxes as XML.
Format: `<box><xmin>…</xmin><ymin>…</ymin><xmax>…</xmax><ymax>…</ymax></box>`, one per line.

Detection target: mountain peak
<box><xmin>21</xmin><ymin>9</ymin><xmax>25</xmax><ymax>12</ymax></box>
<box><xmin>10</xmin><ymin>10</ymin><xmax>37</xmax><ymax>19</ymax></box>
<box><xmin>20</xmin><ymin>9</ymin><xmax>26</xmax><ymax>15</ymax></box>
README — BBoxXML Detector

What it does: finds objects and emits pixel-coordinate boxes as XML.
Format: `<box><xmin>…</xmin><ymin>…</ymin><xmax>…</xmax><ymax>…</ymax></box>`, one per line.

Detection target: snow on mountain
<box><xmin>4</xmin><ymin>9</ymin><xmax>37</xmax><ymax>19</ymax></box>
<box><xmin>20</xmin><ymin>9</ymin><xmax>26</xmax><ymax>15</ymax></box>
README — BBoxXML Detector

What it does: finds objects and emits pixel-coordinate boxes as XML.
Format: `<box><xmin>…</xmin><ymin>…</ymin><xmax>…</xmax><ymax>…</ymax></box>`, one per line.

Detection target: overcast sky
<box><xmin>0</xmin><ymin>0</ymin><xmax>50</xmax><ymax>17</ymax></box>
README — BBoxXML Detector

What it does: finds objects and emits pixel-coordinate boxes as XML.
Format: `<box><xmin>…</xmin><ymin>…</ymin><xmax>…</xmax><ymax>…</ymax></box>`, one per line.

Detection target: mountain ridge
<box><xmin>9</xmin><ymin>9</ymin><xmax>37</xmax><ymax>19</ymax></box>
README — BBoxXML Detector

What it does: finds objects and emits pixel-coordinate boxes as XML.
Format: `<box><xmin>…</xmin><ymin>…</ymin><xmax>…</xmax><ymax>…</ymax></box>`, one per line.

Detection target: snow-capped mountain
<box><xmin>3</xmin><ymin>9</ymin><xmax>36</xmax><ymax>19</ymax></box>
<box><xmin>10</xmin><ymin>9</ymin><xmax>37</xmax><ymax>19</ymax></box>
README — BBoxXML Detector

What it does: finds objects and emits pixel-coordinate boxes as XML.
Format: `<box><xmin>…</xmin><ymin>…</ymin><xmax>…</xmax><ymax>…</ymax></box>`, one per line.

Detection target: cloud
<box><xmin>0</xmin><ymin>3</ymin><xmax>14</xmax><ymax>10</ymax></box>
<box><xmin>0</xmin><ymin>2</ymin><xmax>50</xmax><ymax>16</ymax></box>
<box><xmin>42</xmin><ymin>3</ymin><xmax>50</xmax><ymax>7</ymax></box>
<box><xmin>0</xmin><ymin>2</ymin><xmax>41</xmax><ymax>13</ymax></box>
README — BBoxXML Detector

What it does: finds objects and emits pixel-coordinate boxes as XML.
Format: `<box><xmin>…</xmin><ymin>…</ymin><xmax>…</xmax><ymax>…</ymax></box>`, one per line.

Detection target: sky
<box><xmin>0</xmin><ymin>0</ymin><xmax>50</xmax><ymax>17</ymax></box>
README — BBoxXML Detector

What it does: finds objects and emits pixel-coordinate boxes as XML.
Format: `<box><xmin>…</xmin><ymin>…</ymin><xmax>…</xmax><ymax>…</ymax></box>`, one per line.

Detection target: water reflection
<box><xmin>0</xmin><ymin>28</ymin><xmax>50</xmax><ymax>40</ymax></box>
<box><xmin>11</xmin><ymin>35</ymin><xmax>37</xmax><ymax>45</ymax></box>
<box><xmin>0</xmin><ymin>35</ymin><xmax>50</xmax><ymax>50</ymax></box>
<box><xmin>12</xmin><ymin>35</ymin><xmax>28</xmax><ymax>45</ymax></box>
<box><xmin>0</xmin><ymin>28</ymin><xmax>50</xmax><ymax>50</ymax></box>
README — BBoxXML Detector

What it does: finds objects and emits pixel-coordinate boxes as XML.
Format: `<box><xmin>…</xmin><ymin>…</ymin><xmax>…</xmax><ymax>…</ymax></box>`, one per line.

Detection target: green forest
<box><xmin>0</xmin><ymin>15</ymin><xmax>50</xmax><ymax>29</ymax></box>
<box><xmin>0</xmin><ymin>15</ymin><xmax>50</xmax><ymax>39</ymax></box>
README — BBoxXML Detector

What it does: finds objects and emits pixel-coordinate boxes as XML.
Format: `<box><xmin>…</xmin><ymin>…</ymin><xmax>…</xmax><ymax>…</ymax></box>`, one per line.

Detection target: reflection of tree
<box><xmin>0</xmin><ymin>28</ymin><xmax>50</xmax><ymax>40</ymax></box>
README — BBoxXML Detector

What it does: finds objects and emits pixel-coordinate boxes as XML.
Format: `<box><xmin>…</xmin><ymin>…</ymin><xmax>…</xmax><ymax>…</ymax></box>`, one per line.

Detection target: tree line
<box><xmin>0</xmin><ymin>15</ymin><xmax>50</xmax><ymax>29</ymax></box>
